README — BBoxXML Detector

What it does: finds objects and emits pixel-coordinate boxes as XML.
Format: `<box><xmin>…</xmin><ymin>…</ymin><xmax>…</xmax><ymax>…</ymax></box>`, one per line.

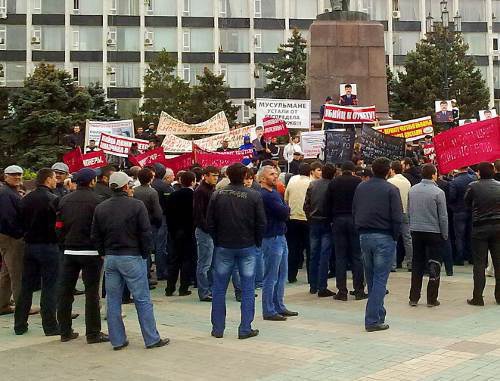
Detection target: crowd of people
<box><xmin>0</xmin><ymin>136</ymin><xmax>499</xmax><ymax>349</ymax></box>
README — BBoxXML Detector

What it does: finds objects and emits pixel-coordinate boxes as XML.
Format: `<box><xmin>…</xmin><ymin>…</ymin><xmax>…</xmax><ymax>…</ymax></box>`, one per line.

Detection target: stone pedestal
<box><xmin>307</xmin><ymin>14</ymin><xmax>389</xmax><ymax>122</ymax></box>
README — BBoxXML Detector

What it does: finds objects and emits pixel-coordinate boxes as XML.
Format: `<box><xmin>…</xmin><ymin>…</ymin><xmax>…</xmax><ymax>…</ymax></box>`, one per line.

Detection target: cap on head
<box><xmin>109</xmin><ymin>172</ymin><xmax>131</xmax><ymax>190</ymax></box>
<box><xmin>75</xmin><ymin>168</ymin><xmax>96</xmax><ymax>185</ymax></box>
<box><xmin>4</xmin><ymin>165</ymin><xmax>23</xmax><ymax>175</ymax></box>
<box><xmin>51</xmin><ymin>162</ymin><xmax>69</xmax><ymax>174</ymax></box>
<box><xmin>325</xmin><ymin>96</ymin><xmax>332</xmax><ymax>101</ymax></box>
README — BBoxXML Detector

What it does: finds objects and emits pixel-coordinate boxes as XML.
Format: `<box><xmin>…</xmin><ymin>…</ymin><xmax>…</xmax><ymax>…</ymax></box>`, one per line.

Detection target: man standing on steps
<box><xmin>408</xmin><ymin>164</ymin><xmax>448</xmax><ymax>308</ymax></box>
<box><xmin>258</xmin><ymin>166</ymin><xmax>298</xmax><ymax>322</ymax></box>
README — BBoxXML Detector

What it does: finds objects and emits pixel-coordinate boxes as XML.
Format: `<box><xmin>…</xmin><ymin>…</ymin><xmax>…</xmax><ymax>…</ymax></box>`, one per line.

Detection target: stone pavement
<box><xmin>1</xmin><ymin>265</ymin><xmax>499</xmax><ymax>381</ymax></box>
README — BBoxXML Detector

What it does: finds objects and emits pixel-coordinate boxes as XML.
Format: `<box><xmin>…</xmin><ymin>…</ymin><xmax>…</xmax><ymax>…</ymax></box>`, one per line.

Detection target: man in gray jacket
<box><xmin>408</xmin><ymin>164</ymin><xmax>448</xmax><ymax>308</ymax></box>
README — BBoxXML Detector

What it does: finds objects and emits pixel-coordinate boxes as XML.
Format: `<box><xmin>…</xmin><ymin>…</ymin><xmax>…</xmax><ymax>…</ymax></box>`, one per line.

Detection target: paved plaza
<box><xmin>0</xmin><ymin>266</ymin><xmax>499</xmax><ymax>381</ymax></box>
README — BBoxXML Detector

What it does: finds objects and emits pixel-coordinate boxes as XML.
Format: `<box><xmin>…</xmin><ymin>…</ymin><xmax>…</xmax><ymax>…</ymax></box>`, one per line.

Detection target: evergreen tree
<box><xmin>141</xmin><ymin>50</ymin><xmax>191</xmax><ymax>125</ymax></box>
<box><xmin>389</xmin><ymin>26</ymin><xmax>489</xmax><ymax>125</ymax></box>
<box><xmin>87</xmin><ymin>82</ymin><xmax>119</xmax><ymax>121</ymax></box>
<box><xmin>260</xmin><ymin>28</ymin><xmax>307</xmax><ymax>100</ymax></box>
<box><xmin>189</xmin><ymin>67</ymin><xmax>239</xmax><ymax>126</ymax></box>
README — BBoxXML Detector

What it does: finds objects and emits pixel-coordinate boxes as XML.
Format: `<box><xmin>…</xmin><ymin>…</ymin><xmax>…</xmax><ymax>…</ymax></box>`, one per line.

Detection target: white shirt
<box><xmin>388</xmin><ymin>174</ymin><xmax>411</xmax><ymax>214</ymax></box>
<box><xmin>283</xmin><ymin>143</ymin><xmax>302</xmax><ymax>163</ymax></box>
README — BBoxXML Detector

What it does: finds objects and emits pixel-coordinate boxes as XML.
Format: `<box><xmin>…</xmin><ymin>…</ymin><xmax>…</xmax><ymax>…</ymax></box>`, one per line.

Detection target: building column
<box><xmin>249</xmin><ymin>0</ymin><xmax>255</xmax><ymax>102</ymax></box>
<box><xmin>176</xmin><ymin>0</ymin><xmax>183</xmax><ymax>77</ymax></box>
<box><xmin>102</xmin><ymin>0</ymin><xmax>109</xmax><ymax>95</ymax></box>
<box><xmin>214</xmin><ymin>0</ymin><xmax>220</xmax><ymax>74</ymax></box>
<box><xmin>486</xmin><ymin>0</ymin><xmax>495</xmax><ymax>107</ymax></box>
<box><xmin>387</xmin><ymin>0</ymin><xmax>394</xmax><ymax>69</ymax></box>
<box><xmin>139</xmin><ymin>0</ymin><xmax>146</xmax><ymax>108</ymax></box>
<box><xmin>64</xmin><ymin>0</ymin><xmax>71</xmax><ymax>73</ymax></box>
<box><xmin>25</xmin><ymin>0</ymin><xmax>32</xmax><ymax>75</ymax></box>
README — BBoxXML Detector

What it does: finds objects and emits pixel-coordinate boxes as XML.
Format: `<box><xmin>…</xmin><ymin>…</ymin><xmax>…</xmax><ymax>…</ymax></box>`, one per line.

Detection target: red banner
<box><xmin>193</xmin><ymin>145</ymin><xmax>252</xmax><ymax>168</ymax></box>
<box><xmin>98</xmin><ymin>132</ymin><xmax>149</xmax><ymax>157</ymax></box>
<box><xmin>434</xmin><ymin>117</ymin><xmax>500</xmax><ymax>174</ymax></box>
<box><xmin>164</xmin><ymin>153</ymin><xmax>193</xmax><ymax>174</ymax></box>
<box><xmin>81</xmin><ymin>151</ymin><xmax>108</xmax><ymax>169</ymax></box>
<box><xmin>323</xmin><ymin>105</ymin><xmax>376</xmax><ymax>124</ymax></box>
<box><xmin>63</xmin><ymin>147</ymin><xmax>83</xmax><ymax>173</ymax></box>
<box><xmin>128</xmin><ymin>147</ymin><xmax>168</xmax><ymax>168</ymax></box>
<box><xmin>263</xmin><ymin>117</ymin><xmax>289</xmax><ymax>139</ymax></box>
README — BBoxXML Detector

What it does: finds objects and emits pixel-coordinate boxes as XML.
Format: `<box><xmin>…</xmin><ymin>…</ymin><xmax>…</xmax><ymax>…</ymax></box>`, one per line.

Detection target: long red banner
<box><xmin>193</xmin><ymin>145</ymin><xmax>253</xmax><ymax>168</ymax></box>
<box><xmin>128</xmin><ymin>147</ymin><xmax>168</xmax><ymax>168</ymax></box>
<box><xmin>323</xmin><ymin>105</ymin><xmax>376</xmax><ymax>124</ymax></box>
<box><xmin>434</xmin><ymin>117</ymin><xmax>500</xmax><ymax>174</ymax></box>
<box><xmin>64</xmin><ymin>148</ymin><xmax>108</xmax><ymax>173</ymax></box>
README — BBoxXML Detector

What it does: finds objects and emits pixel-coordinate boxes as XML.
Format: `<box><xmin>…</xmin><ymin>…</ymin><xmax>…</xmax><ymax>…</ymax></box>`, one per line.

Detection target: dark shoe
<box><xmin>238</xmin><ymin>329</ymin><xmax>259</xmax><ymax>340</ymax></box>
<box><xmin>280</xmin><ymin>309</ymin><xmax>299</xmax><ymax>317</ymax></box>
<box><xmin>73</xmin><ymin>288</ymin><xmax>85</xmax><ymax>296</ymax></box>
<box><xmin>409</xmin><ymin>300</ymin><xmax>418</xmax><ymax>307</ymax></box>
<box><xmin>427</xmin><ymin>300</ymin><xmax>440</xmax><ymax>308</ymax></box>
<box><xmin>61</xmin><ymin>331</ymin><xmax>79</xmax><ymax>342</ymax></box>
<box><xmin>446</xmin><ymin>271</ymin><xmax>454</xmax><ymax>276</ymax></box>
<box><xmin>309</xmin><ymin>288</ymin><xmax>318</xmax><ymax>295</ymax></box>
<box><xmin>288</xmin><ymin>278</ymin><xmax>297</xmax><ymax>284</ymax></box>
<box><xmin>45</xmin><ymin>329</ymin><xmax>60</xmax><ymax>336</ymax></box>
<box><xmin>390</xmin><ymin>269</ymin><xmax>396</xmax><ymax>273</ymax></box>
<box><xmin>200</xmin><ymin>296</ymin><xmax>213</xmax><ymax>302</ymax></box>
<box><xmin>211</xmin><ymin>331</ymin><xmax>223</xmax><ymax>338</ymax></box>
<box><xmin>122</xmin><ymin>298</ymin><xmax>134</xmax><ymax>304</ymax></box>
<box><xmin>165</xmin><ymin>289</ymin><xmax>174</xmax><ymax>297</ymax></box>
<box><xmin>334</xmin><ymin>293</ymin><xmax>348</xmax><ymax>301</ymax></box>
<box><xmin>318</xmin><ymin>289</ymin><xmax>335</xmax><ymax>297</ymax></box>
<box><xmin>71</xmin><ymin>313</ymin><xmax>79</xmax><ymax>319</ymax></box>
<box><xmin>113</xmin><ymin>340</ymin><xmax>129</xmax><ymax>351</ymax></box>
<box><xmin>386</xmin><ymin>290</ymin><xmax>389</xmax><ymax>295</ymax></box>
<box><xmin>349</xmin><ymin>290</ymin><xmax>356</xmax><ymax>296</ymax></box>
<box><xmin>146</xmin><ymin>338</ymin><xmax>170</xmax><ymax>349</ymax></box>
<box><xmin>149</xmin><ymin>280</ymin><xmax>158</xmax><ymax>286</ymax></box>
<box><xmin>0</xmin><ymin>306</ymin><xmax>14</xmax><ymax>315</ymax></box>
<box><xmin>179</xmin><ymin>290</ymin><xmax>191</xmax><ymax>296</ymax></box>
<box><xmin>467</xmin><ymin>298</ymin><xmax>484</xmax><ymax>306</ymax></box>
<box><xmin>87</xmin><ymin>333</ymin><xmax>110</xmax><ymax>344</ymax></box>
<box><xmin>15</xmin><ymin>326</ymin><xmax>28</xmax><ymax>335</ymax></box>
<box><xmin>235</xmin><ymin>294</ymin><xmax>242</xmax><ymax>302</ymax></box>
<box><xmin>407</xmin><ymin>268</ymin><xmax>412</xmax><ymax>272</ymax></box>
<box><xmin>366</xmin><ymin>324</ymin><xmax>390</xmax><ymax>332</ymax></box>
<box><xmin>354</xmin><ymin>292</ymin><xmax>368</xmax><ymax>301</ymax></box>
<box><xmin>263</xmin><ymin>314</ymin><xmax>287</xmax><ymax>321</ymax></box>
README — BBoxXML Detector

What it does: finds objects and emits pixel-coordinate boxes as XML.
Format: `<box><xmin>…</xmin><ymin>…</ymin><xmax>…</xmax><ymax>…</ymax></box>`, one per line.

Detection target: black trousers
<box><xmin>166</xmin><ymin>230</ymin><xmax>195</xmax><ymax>293</ymax></box>
<box><xmin>57</xmin><ymin>255</ymin><xmax>103</xmax><ymax>339</ymax></box>
<box><xmin>286</xmin><ymin>220</ymin><xmax>310</xmax><ymax>282</ymax></box>
<box><xmin>409</xmin><ymin>232</ymin><xmax>444</xmax><ymax>304</ymax></box>
<box><xmin>471</xmin><ymin>226</ymin><xmax>500</xmax><ymax>302</ymax></box>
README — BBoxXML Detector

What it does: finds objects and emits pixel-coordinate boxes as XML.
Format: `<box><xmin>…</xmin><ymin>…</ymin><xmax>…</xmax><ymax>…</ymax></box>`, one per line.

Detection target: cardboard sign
<box><xmin>262</xmin><ymin>117</ymin><xmax>289</xmax><ymax>139</ymax></box>
<box><xmin>81</xmin><ymin>151</ymin><xmax>108</xmax><ymax>169</ymax></box>
<box><xmin>85</xmin><ymin>119</ymin><xmax>135</xmax><ymax>148</ymax></box>
<box><xmin>324</xmin><ymin>130</ymin><xmax>356</xmax><ymax>164</ymax></box>
<box><xmin>128</xmin><ymin>147</ymin><xmax>167</xmax><ymax>168</ymax></box>
<box><xmin>374</xmin><ymin>116</ymin><xmax>434</xmax><ymax>142</ymax></box>
<box><xmin>434</xmin><ymin>117</ymin><xmax>500</xmax><ymax>174</ymax></box>
<box><xmin>156</xmin><ymin>111</ymin><xmax>230</xmax><ymax>136</ymax></box>
<box><xmin>98</xmin><ymin>133</ymin><xmax>149</xmax><ymax>157</ymax></box>
<box><xmin>300</xmin><ymin>131</ymin><xmax>325</xmax><ymax>159</ymax></box>
<box><xmin>256</xmin><ymin>98</ymin><xmax>311</xmax><ymax>129</ymax></box>
<box><xmin>323</xmin><ymin>105</ymin><xmax>376</xmax><ymax>124</ymax></box>
<box><xmin>361</xmin><ymin>125</ymin><xmax>405</xmax><ymax>163</ymax></box>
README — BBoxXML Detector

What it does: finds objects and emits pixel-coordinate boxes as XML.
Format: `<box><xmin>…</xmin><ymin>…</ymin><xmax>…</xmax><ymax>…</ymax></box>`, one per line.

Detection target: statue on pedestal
<box><xmin>331</xmin><ymin>0</ymin><xmax>350</xmax><ymax>11</ymax></box>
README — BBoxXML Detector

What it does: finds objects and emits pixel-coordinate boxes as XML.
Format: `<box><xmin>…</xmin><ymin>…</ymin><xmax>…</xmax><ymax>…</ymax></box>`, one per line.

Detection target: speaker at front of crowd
<box><xmin>360</xmin><ymin>124</ymin><xmax>405</xmax><ymax>164</ymax></box>
<box><xmin>324</xmin><ymin>129</ymin><xmax>356</xmax><ymax>164</ymax></box>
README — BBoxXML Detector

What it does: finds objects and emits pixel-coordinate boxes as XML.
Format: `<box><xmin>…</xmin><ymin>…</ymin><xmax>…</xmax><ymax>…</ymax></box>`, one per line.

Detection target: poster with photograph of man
<box><xmin>434</xmin><ymin>100</ymin><xmax>454</xmax><ymax>123</ymax></box>
<box><xmin>479</xmin><ymin>109</ymin><xmax>497</xmax><ymax>121</ymax></box>
<box><xmin>459</xmin><ymin>119</ymin><xmax>477</xmax><ymax>126</ymax></box>
<box><xmin>339</xmin><ymin>84</ymin><xmax>358</xmax><ymax>106</ymax></box>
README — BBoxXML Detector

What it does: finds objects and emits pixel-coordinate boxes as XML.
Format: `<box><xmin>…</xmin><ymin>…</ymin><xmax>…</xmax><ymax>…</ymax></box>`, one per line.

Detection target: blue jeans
<box><xmin>255</xmin><ymin>247</ymin><xmax>263</xmax><ymax>288</ymax></box>
<box><xmin>453</xmin><ymin>212</ymin><xmax>472</xmax><ymax>263</ymax></box>
<box><xmin>104</xmin><ymin>255</ymin><xmax>161</xmax><ymax>348</ymax></box>
<box><xmin>262</xmin><ymin>236</ymin><xmax>288</xmax><ymax>317</ymax></box>
<box><xmin>195</xmin><ymin>228</ymin><xmax>214</xmax><ymax>299</ymax></box>
<box><xmin>309</xmin><ymin>222</ymin><xmax>332</xmax><ymax>292</ymax></box>
<box><xmin>153</xmin><ymin>217</ymin><xmax>168</xmax><ymax>279</ymax></box>
<box><xmin>211</xmin><ymin>246</ymin><xmax>256</xmax><ymax>336</ymax></box>
<box><xmin>359</xmin><ymin>233</ymin><xmax>396</xmax><ymax>328</ymax></box>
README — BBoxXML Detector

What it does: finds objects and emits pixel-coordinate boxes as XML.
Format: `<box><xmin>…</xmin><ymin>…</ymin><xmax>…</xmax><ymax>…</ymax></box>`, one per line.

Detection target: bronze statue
<box><xmin>330</xmin><ymin>0</ymin><xmax>350</xmax><ymax>11</ymax></box>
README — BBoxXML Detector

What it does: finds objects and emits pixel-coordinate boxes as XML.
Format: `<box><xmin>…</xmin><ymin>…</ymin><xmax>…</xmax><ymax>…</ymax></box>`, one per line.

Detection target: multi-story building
<box><xmin>0</xmin><ymin>0</ymin><xmax>498</xmax><ymax>121</ymax></box>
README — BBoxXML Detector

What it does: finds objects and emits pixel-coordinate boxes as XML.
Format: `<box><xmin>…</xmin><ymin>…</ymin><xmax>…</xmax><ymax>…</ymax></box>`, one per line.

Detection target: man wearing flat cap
<box><xmin>51</xmin><ymin>162</ymin><xmax>70</xmax><ymax>198</ymax></box>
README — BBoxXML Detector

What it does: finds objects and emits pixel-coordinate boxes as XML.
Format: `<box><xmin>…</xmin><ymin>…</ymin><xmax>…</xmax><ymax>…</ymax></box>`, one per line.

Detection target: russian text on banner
<box><xmin>128</xmin><ymin>147</ymin><xmax>168</xmax><ymax>167</ymax></box>
<box><xmin>434</xmin><ymin>117</ymin><xmax>500</xmax><ymax>174</ymax></box>
<box><xmin>85</xmin><ymin>119</ymin><xmax>135</xmax><ymax>148</ymax></box>
<box><xmin>300</xmin><ymin>131</ymin><xmax>325</xmax><ymax>159</ymax></box>
<box><xmin>373</xmin><ymin>116</ymin><xmax>434</xmax><ymax>142</ymax></box>
<box><xmin>156</xmin><ymin>111</ymin><xmax>230</xmax><ymax>136</ymax></box>
<box><xmin>323</xmin><ymin>105</ymin><xmax>376</xmax><ymax>124</ymax></box>
<box><xmin>98</xmin><ymin>132</ymin><xmax>149</xmax><ymax>157</ymax></box>
<box><xmin>192</xmin><ymin>145</ymin><xmax>253</xmax><ymax>168</ymax></box>
<box><xmin>361</xmin><ymin>125</ymin><xmax>405</xmax><ymax>163</ymax></box>
<box><xmin>263</xmin><ymin>117</ymin><xmax>289</xmax><ymax>139</ymax></box>
<box><xmin>82</xmin><ymin>151</ymin><xmax>108</xmax><ymax>169</ymax></box>
<box><xmin>325</xmin><ymin>130</ymin><xmax>356</xmax><ymax>164</ymax></box>
<box><xmin>256</xmin><ymin>98</ymin><xmax>311</xmax><ymax>129</ymax></box>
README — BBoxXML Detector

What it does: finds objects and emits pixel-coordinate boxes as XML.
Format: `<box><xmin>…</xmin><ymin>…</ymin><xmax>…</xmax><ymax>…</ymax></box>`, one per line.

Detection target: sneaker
<box><xmin>238</xmin><ymin>329</ymin><xmax>259</xmax><ymax>340</ymax></box>
<box><xmin>61</xmin><ymin>331</ymin><xmax>79</xmax><ymax>342</ymax></box>
<box><xmin>317</xmin><ymin>289</ymin><xmax>335</xmax><ymax>297</ymax></box>
<box><xmin>146</xmin><ymin>338</ymin><xmax>170</xmax><ymax>349</ymax></box>
<box><xmin>87</xmin><ymin>333</ymin><xmax>110</xmax><ymax>344</ymax></box>
<box><xmin>467</xmin><ymin>298</ymin><xmax>484</xmax><ymax>306</ymax></box>
<box><xmin>365</xmin><ymin>324</ymin><xmax>390</xmax><ymax>332</ymax></box>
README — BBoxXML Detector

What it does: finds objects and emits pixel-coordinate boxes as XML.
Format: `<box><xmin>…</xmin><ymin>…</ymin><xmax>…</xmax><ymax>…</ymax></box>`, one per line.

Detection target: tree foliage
<box><xmin>260</xmin><ymin>28</ymin><xmax>307</xmax><ymax>100</ymax></box>
<box><xmin>389</xmin><ymin>26</ymin><xmax>489</xmax><ymax>124</ymax></box>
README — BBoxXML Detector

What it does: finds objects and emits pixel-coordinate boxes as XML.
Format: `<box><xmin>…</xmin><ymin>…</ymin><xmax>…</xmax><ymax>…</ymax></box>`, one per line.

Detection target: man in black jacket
<box><xmin>56</xmin><ymin>168</ymin><xmax>109</xmax><ymax>344</ymax></box>
<box><xmin>51</xmin><ymin>162</ymin><xmax>70</xmax><ymax>198</ymax></box>
<box><xmin>328</xmin><ymin>161</ymin><xmax>366</xmax><ymax>301</ymax></box>
<box><xmin>207</xmin><ymin>163</ymin><xmax>266</xmax><ymax>339</ymax></box>
<box><xmin>91</xmin><ymin>171</ymin><xmax>168</xmax><ymax>350</ymax></box>
<box><xmin>14</xmin><ymin>169</ymin><xmax>59</xmax><ymax>336</ymax></box>
<box><xmin>193</xmin><ymin>166</ymin><xmax>219</xmax><ymax>302</ymax></box>
<box><xmin>94</xmin><ymin>165</ymin><xmax>115</xmax><ymax>202</ymax></box>
<box><xmin>165</xmin><ymin>171</ymin><xmax>196</xmax><ymax>297</ymax></box>
<box><xmin>465</xmin><ymin>162</ymin><xmax>500</xmax><ymax>306</ymax></box>
<box><xmin>401</xmin><ymin>157</ymin><xmax>422</xmax><ymax>186</ymax></box>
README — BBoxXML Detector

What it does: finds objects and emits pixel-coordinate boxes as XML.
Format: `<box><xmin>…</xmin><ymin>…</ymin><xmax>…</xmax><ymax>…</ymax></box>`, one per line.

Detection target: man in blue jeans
<box><xmin>258</xmin><ymin>165</ymin><xmax>298</xmax><ymax>321</ymax></box>
<box><xmin>207</xmin><ymin>163</ymin><xmax>266</xmax><ymax>339</ymax></box>
<box><xmin>92</xmin><ymin>172</ymin><xmax>168</xmax><ymax>350</ymax></box>
<box><xmin>353</xmin><ymin>157</ymin><xmax>403</xmax><ymax>332</ymax></box>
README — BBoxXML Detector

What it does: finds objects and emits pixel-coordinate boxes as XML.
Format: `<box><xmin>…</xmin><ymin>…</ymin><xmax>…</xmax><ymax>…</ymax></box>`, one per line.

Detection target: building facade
<box><xmin>0</xmin><ymin>0</ymin><xmax>498</xmax><ymax>121</ymax></box>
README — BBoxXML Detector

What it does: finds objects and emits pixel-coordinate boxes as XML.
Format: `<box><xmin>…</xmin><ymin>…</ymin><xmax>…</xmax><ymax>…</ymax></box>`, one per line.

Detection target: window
<box><xmin>41</xmin><ymin>26</ymin><xmax>65</xmax><ymax>50</ymax></box>
<box><xmin>0</xmin><ymin>62</ymin><xmax>5</xmax><ymax>86</ymax></box>
<box><xmin>0</xmin><ymin>0</ymin><xmax>6</xmax><ymax>15</ymax></box>
<box><xmin>32</xmin><ymin>0</ymin><xmax>41</xmax><ymax>13</ymax></box>
<box><xmin>73</xmin><ymin>0</ymin><xmax>79</xmax><ymax>12</ymax></box>
<box><xmin>225</xmin><ymin>64</ymin><xmax>250</xmax><ymax>88</ymax></box>
<box><xmin>0</xmin><ymin>26</ymin><xmax>5</xmax><ymax>50</ymax></box>
<box><xmin>361</xmin><ymin>0</ymin><xmax>388</xmax><ymax>20</ymax></box>
<box><xmin>190</xmin><ymin>28</ymin><xmax>213</xmax><ymax>52</ymax></box>
<box><xmin>148</xmin><ymin>0</ymin><xmax>176</xmax><ymax>15</ymax></box>
<box><xmin>256</xmin><ymin>29</ymin><xmax>283</xmax><ymax>53</ymax></box>
<box><xmin>117</xmin><ymin>0</ymin><xmax>139</xmax><ymax>16</ymax></box>
<box><xmin>4</xmin><ymin>62</ymin><xmax>26</xmax><ymax>87</ymax></box>
<box><xmin>459</xmin><ymin>0</ymin><xmax>486</xmax><ymax>22</ymax></box>
<box><xmin>114</xmin><ymin>63</ymin><xmax>140</xmax><ymax>87</ymax></box>
<box><xmin>463</xmin><ymin>33</ymin><xmax>487</xmax><ymax>55</ymax></box>
<box><xmin>75</xmin><ymin>62</ymin><xmax>103</xmax><ymax>86</ymax></box>
<box><xmin>189</xmin><ymin>0</ymin><xmax>213</xmax><ymax>17</ymax></box>
<box><xmin>7</xmin><ymin>1</ymin><xmax>28</xmax><ymax>14</ymax></box>
<box><xmin>31</xmin><ymin>26</ymin><xmax>41</xmax><ymax>49</ymax></box>
<box><xmin>149</xmin><ymin>27</ymin><xmax>177</xmax><ymax>51</ymax></box>
<box><xmin>220</xmin><ymin>29</ymin><xmax>249</xmax><ymax>53</ymax></box>
<box><xmin>72</xmin><ymin>30</ymin><xmax>79</xmax><ymax>49</ymax></box>
<box><xmin>254</xmin><ymin>33</ymin><xmax>261</xmax><ymax>52</ymax></box>
<box><xmin>219</xmin><ymin>0</ymin><xmax>226</xmax><ymax>17</ymax></box>
<box><xmin>392</xmin><ymin>32</ymin><xmax>420</xmax><ymax>55</ymax></box>
<box><xmin>399</xmin><ymin>0</ymin><xmax>419</xmax><ymax>21</ymax></box>
<box><xmin>117</xmin><ymin>27</ymin><xmax>140</xmax><ymax>51</ymax></box>
<box><xmin>183</xmin><ymin>64</ymin><xmax>190</xmax><ymax>83</ymax></box>
<box><xmin>74</xmin><ymin>27</ymin><xmax>102</xmax><ymax>50</ymax></box>
<box><xmin>254</xmin><ymin>0</ymin><xmax>261</xmax><ymax>17</ymax></box>
<box><xmin>260</xmin><ymin>0</ymin><xmax>284</xmax><ymax>18</ymax></box>
<box><xmin>72</xmin><ymin>67</ymin><xmax>79</xmax><ymax>84</ymax></box>
<box><xmin>289</xmin><ymin>0</ymin><xmax>318</xmax><ymax>19</ymax></box>
<box><xmin>41</xmin><ymin>0</ymin><xmax>65</xmax><ymax>14</ymax></box>
<box><xmin>110</xmin><ymin>0</ymin><xmax>117</xmax><ymax>14</ymax></box>
<box><xmin>183</xmin><ymin>0</ymin><xmax>190</xmax><ymax>16</ymax></box>
<box><xmin>77</xmin><ymin>0</ymin><xmax>101</xmax><ymax>15</ymax></box>
<box><xmin>183</xmin><ymin>30</ymin><xmax>190</xmax><ymax>52</ymax></box>
<box><xmin>107</xmin><ymin>66</ymin><xmax>116</xmax><ymax>87</ymax></box>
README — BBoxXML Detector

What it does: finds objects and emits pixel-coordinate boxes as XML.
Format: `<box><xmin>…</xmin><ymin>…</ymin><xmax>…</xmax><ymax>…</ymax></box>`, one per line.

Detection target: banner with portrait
<box><xmin>85</xmin><ymin>119</ymin><xmax>135</xmax><ymax>148</ymax></box>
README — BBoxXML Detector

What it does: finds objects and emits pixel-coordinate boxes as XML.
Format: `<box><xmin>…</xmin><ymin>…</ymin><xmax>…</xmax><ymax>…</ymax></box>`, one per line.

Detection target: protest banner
<box><xmin>373</xmin><ymin>116</ymin><xmax>434</xmax><ymax>142</ymax></box>
<box><xmin>256</xmin><ymin>98</ymin><xmax>311</xmax><ymax>129</ymax></box>
<box><xmin>163</xmin><ymin>153</ymin><xmax>194</xmax><ymax>174</ymax></box>
<box><xmin>423</xmin><ymin>143</ymin><xmax>436</xmax><ymax>163</ymax></box>
<box><xmin>325</xmin><ymin>130</ymin><xmax>356</xmax><ymax>164</ymax></box>
<box><xmin>434</xmin><ymin>117</ymin><xmax>500</xmax><ymax>174</ymax></box>
<box><xmin>128</xmin><ymin>147</ymin><xmax>167</xmax><ymax>167</ymax></box>
<box><xmin>361</xmin><ymin>125</ymin><xmax>405</xmax><ymax>163</ymax></box>
<box><xmin>81</xmin><ymin>151</ymin><xmax>108</xmax><ymax>169</ymax></box>
<box><xmin>323</xmin><ymin>105</ymin><xmax>376</xmax><ymax>124</ymax></box>
<box><xmin>98</xmin><ymin>133</ymin><xmax>149</xmax><ymax>157</ymax></box>
<box><xmin>262</xmin><ymin>117</ymin><xmax>289</xmax><ymax>139</ymax></box>
<box><xmin>63</xmin><ymin>147</ymin><xmax>84</xmax><ymax>173</ymax></box>
<box><xmin>193</xmin><ymin>145</ymin><xmax>253</xmax><ymax>168</ymax></box>
<box><xmin>85</xmin><ymin>119</ymin><xmax>135</xmax><ymax>148</ymax></box>
<box><xmin>156</xmin><ymin>111</ymin><xmax>230</xmax><ymax>136</ymax></box>
<box><xmin>300</xmin><ymin>131</ymin><xmax>325</xmax><ymax>159</ymax></box>
<box><xmin>162</xmin><ymin>125</ymin><xmax>256</xmax><ymax>153</ymax></box>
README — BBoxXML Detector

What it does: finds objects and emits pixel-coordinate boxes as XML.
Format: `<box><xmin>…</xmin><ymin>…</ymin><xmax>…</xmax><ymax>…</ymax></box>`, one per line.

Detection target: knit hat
<box><xmin>74</xmin><ymin>168</ymin><xmax>96</xmax><ymax>185</ymax></box>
